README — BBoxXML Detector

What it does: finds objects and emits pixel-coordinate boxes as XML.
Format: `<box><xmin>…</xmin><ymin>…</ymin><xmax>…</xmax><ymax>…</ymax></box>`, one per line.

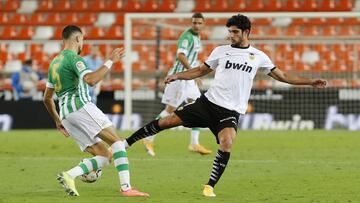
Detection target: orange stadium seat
<box><xmin>142</xmin><ymin>0</ymin><xmax>160</xmax><ymax>12</ymax></box>
<box><xmin>17</xmin><ymin>26</ymin><xmax>34</xmax><ymax>40</ymax></box>
<box><xmin>2</xmin><ymin>0</ymin><xmax>20</xmax><ymax>11</ymax></box>
<box><xmin>47</xmin><ymin>13</ymin><xmax>61</xmax><ymax>25</ymax></box>
<box><xmin>79</xmin><ymin>13</ymin><xmax>97</xmax><ymax>25</ymax></box>
<box><xmin>0</xmin><ymin>26</ymin><xmax>18</xmax><ymax>40</ymax></box>
<box><xmin>229</xmin><ymin>0</ymin><xmax>246</xmax><ymax>12</ymax></box>
<box><xmin>53</xmin><ymin>0</ymin><xmax>71</xmax><ymax>11</ymax></box>
<box><xmin>343</xmin><ymin>17</ymin><xmax>360</xmax><ymax>25</ymax></box>
<box><xmin>339</xmin><ymin>26</ymin><xmax>355</xmax><ymax>36</ymax></box>
<box><xmin>115</xmin><ymin>14</ymin><xmax>124</xmax><ymax>25</ymax></box>
<box><xmin>208</xmin><ymin>0</ymin><xmax>229</xmax><ymax>12</ymax></box>
<box><xmin>193</xmin><ymin>0</ymin><xmax>211</xmax><ymax>12</ymax></box>
<box><xmin>158</xmin><ymin>0</ymin><xmax>176</xmax><ymax>12</ymax></box>
<box><xmin>263</xmin><ymin>0</ymin><xmax>282</xmax><ymax>11</ymax></box>
<box><xmin>70</xmin><ymin>0</ymin><xmax>89</xmax><ymax>11</ymax></box>
<box><xmin>106</xmin><ymin>0</ymin><xmax>127</xmax><ymax>11</ymax></box>
<box><xmin>244</xmin><ymin>0</ymin><xmax>264</xmax><ymax>11</ymax></box>
<box><xmin>283</xmin><ymin>0</ymin><xmax>300</xmax><ymax>11</ymax></box>
<box><xmin>302</xmin><ymin>0</ymin><xmax>318</xmax><ymax>11</ymax></box>
<box><xmin>89</xmin><ymin>0</ymin><xmax>106</xmax><ymax>11</ymax></box>
<box><xmin>319</xmin><ymin>0</ymin><xmax>336</xmax><ymax>11</ymax></box>
<box><xmin>303</xmin><ymin>26</ymin><xmax>319</xmax><ymax>36</ymax></box>
<box><xmin>104</xmin><ymin>26</ymin><xmax>123</xmax><ymax>39</ymax></box>
<box><xmin>322</xmin><ymin>26</ymin><xmax>337</xmax><ymax>36</ymax></box>
<box><xmin>285</xmin><ymin>26</ymin><xmax>301</xmax><ymax>37</ymax></box>
<box><xmin>308</xmin><ymin>18</ymin><xmax>326</xmax><ymax>25</ymax></box>
<box><xmin>28</xmin><ymin>13</ymin><xmax>46</xmax><ymax>25</ymax></box>
<box><xmin>334</xmin><ymin>0</ymin><xmax>354</xmax><ymax>11</ymax></box>
<box><xmin>8</xmin><ymin>13</ymin><xmax>28</xmax><ymax>25</ymax></box>
<box><xmin>326</xmin><ymin>17</ymin><xmax>344</xmax><ymax>25</ymax></box>
<box><xmin>37</xmin><ymin>0</ymin><xmax>53</xmax><ymax>11</ymax></box>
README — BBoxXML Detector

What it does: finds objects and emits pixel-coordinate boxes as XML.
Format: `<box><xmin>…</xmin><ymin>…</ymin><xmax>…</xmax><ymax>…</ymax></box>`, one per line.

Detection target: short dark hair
<box><xmin>24</xmin><ymin>59</ymin><xmax>32</xmax><ymax>66</ymax></box>
<box><xmin>62</xmin><ymin>25</ymin><xmax>82</xmax><ymax>40</ymax></box>
<box><xmin>226</xmin><ymin>14</ymin><xmax>251</xmax><ymax>33</ymax></box>
<box><xmin>192</xmin><ymin>12</ymin><xmax>204</xmax><ymax>19</ymax></box>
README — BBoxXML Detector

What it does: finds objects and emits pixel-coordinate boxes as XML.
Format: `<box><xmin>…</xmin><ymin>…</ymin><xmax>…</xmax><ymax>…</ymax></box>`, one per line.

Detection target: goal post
<box><xmin>123</xmin><ymin>12</ymin><xmax>360</xmax><ymax>130</ymax></box>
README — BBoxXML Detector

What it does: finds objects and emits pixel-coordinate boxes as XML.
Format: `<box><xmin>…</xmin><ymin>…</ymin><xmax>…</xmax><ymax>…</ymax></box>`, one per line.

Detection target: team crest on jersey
<box><xmin>249</xmin><ymin>53</ymin><xmax>255</xmax><ymax>60</ymax></box>
<box><xmin>76</xmin><ymin>61</ymin><xmax>86</xmax><ymax>71</ymax></box>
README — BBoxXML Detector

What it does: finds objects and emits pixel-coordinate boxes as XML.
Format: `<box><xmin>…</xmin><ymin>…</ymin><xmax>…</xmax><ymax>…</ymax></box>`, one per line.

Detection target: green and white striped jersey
<box><xmin>168</xmin><ymin>29</ymin><xmax>201</xmax><ymax>75</ymax></box>
<box><xmin>46</xmin><ymin>50</ymin><xmax>92</xmax><ymax>119</ymax></box>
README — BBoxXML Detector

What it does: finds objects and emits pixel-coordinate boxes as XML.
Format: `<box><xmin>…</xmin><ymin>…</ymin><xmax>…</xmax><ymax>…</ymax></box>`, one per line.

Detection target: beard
<box><xmin>77</xmin><ymin>46</ymin><xmax>82</xmax><ymax>55</ymax></box>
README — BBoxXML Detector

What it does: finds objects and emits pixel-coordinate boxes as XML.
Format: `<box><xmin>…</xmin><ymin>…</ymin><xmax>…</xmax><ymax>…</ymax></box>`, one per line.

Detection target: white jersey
<box><xmin>204</xmin><ymin>45</ymin><xmax>275</xmax><ymax>114</ymax></box>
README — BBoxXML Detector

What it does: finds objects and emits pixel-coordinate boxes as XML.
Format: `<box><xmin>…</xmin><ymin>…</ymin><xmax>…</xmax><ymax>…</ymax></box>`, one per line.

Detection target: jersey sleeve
<box><xmin>176</xmin><ymin>32</ymin><xmax>192</xmax><ymax>56</ymax></box>
<box><xmin>258</xmin><ymin>52</ymin><xmax>275</xmax><ymax>74</ymax></box>
<box><xmin>204</xmin><ymin>47</ymin><xmax>220</xmax><ymax>69</ymax></box>
<box><xmin>46</xmin><ymin>66</ymin><xmax>54</xmax><ymax>88</ymax></box>
<box><xmin>72</xmin><ymin>56</ymin><xmax>93</xmax><ymax>79</ymax></box>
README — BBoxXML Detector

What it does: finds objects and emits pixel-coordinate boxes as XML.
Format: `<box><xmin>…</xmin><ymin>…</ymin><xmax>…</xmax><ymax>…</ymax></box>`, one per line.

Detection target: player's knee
<box><xmin>159</xmin><ymin>115</ymin><xmax>181</xmax><ymax>129</ymax></box>
<box><xmin>219</xmin><ymin>135</ymin><xmax>233</xmax><ymax>151</ymax></box>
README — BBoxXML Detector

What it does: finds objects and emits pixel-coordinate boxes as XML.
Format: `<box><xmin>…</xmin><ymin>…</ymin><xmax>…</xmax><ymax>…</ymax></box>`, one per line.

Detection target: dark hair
<box><xmin>226</xmin><ymin>14</ymin><xmax>251</xmax><ymax>34</ymax></box>
<box><xmin>192</xmin><ymin>12</ymin><xmax>204</xmax><ymax>19</ymax></box>
<box><xmin>24</xmin><ymin>59</ymin><xmax>32</xmax><ymax>66</ymax></box>
<box><xmin>62</xmin><ymin>25</ymin><xmax>82</xmax><ymax>40</ymax></box>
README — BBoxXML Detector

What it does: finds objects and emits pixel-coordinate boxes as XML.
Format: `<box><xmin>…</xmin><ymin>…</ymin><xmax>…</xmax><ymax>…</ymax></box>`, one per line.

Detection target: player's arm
<box><xmin>268</xmin><ymin>67</ymin><xmax>326</xmax><ymax>88</ymax></box>
<box><xmin>177</xmin><ymin>53</ymin><xmax>192</xmax><ymax>70</ymax></box>
<box><xmin>165</xmin><ymin>63</ymin><xmax>212</xmax><ymax>84</ymax></box>
<box><xmin>83</xmin><ymin>48</ymin><xmax>124</xmax><ymax>86</ymax></box>
<box><xmin>43</xmin><ymin>87</ymin><xmax>69</xmax><ymax>137</ymax></box>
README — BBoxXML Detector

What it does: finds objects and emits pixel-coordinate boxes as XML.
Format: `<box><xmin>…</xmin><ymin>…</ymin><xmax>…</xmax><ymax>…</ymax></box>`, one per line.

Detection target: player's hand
<box><xmin>56</xmin><ymin>122</ymin><xmax>69</xmax><ymax>137</ymax></box>
<box><xmin>311</xmin><ymin>79</ymin><xmax>327</xmax><ymax>88</ymax></box>
<box><xmin>109</xmin><ymin>48</ymin><xmax>125</xmax><ymax>63</ymax></box>
<box><xmin>194</xmin><ymin>78</ymin><xmax>203</xmax><ymax>87</ymax></box>
<box><xmin>165</xmin><ymin>75</ymin><xmax>178</xmax><ymax>84</ymax></box>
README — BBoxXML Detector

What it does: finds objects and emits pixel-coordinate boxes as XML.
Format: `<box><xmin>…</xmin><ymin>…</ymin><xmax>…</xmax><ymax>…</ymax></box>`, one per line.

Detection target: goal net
<box><xmin>123</xmin><ymin>12</ymin><xmax>360</xmax><ymax>131</ymax></box>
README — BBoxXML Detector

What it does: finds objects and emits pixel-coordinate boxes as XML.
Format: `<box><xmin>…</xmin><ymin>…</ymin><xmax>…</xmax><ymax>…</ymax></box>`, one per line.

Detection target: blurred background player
<box><xmin>43</xmin><ymin>25</ymin><xmax>148</xmax><ymax>197</ymax></box>
<box><xmin>142</xmin><ymin>12</ymin><xmax>212</xmax><ymax>156</ymax></box>
<box><xmin>11</xmin><ymin>59</ymin><xmax>44</xmax><ymax>100</ymax></box>
<box><xmin>83</xmin><ymin>45</ymin><xmax>104</xmax><ymax>104</ymax></box>
<box><xmin>125</xmin><ymin>14</ymin><xmax>327</xmax><ymax>197</ymax></box>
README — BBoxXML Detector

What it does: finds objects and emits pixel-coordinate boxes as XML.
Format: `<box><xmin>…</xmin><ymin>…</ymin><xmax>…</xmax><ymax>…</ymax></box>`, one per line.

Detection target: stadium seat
<box><xmin>334</xmin><ymin>0</ymin><xmax>354</xmax><ymax>11</ymax></box>
<box><xmin>158</xmin><ymin>0</ymin><xmax>176</xmax><ymax>12</ymax></box>
<box><xmin>339</xmin><ymin>26</ymin><xmax>355</xmax><ymax>36</ymax></box>
<box><xmin>308</xmin><ymin>18</ymin><xmax>326</xmax><ymax>25</ymax></box>
<box><xmin>228</xmin><ymin>0</ymin><xmax>246</xmax><ymax>12</ymax></box>
<box><xmin>52</xmin><ymin>0</ymin><xmax>70</xmax><ymax>11</ymax></box>
<box><xmin>95</xmin><ymin>13</ymin><xmax>115</xmax><ymax>27</ymax></box>
<box><xmin>70</xmin><ymin>0</ymin><xmax>89</xmax><ymax>11</ymax></box>
<box><xmin>326</xmin><ymin>17</ymin><xmax>344</xmax><ymax>25</ymax></box>
<box><xmin>244</xmin><ymin>0</ymin><xmax>264</xmax><ymax>11</ymax></box>
<box><xmin>208</xmin><ymin>0</ymin><xmax>229</xmax><ymax>12</ymax></box>
<box><xmin>43</xmin><ymin>42</ymin><xmax>61</xmax><ymax>55</ymax></box>
<box><xmin>343</xmin><ymin>17</ymin><xmax>360</xmax><ymax>25</ymax></box>
<box><xmin>79</xmin><ymin>13</ymin><xmax>97</xmax><ymax>25</ymax></box>
<box><xmin>322</xmin><ymin>26</ymin><xmax>337</xmax><ymax>36</ymax></box>
<box><xmin>28</xmin><ymin>13</ymin><xmax>46</xmax><ymax>25</ymax></box>
<box><xmin>17</xmin><ymin>26</ymin><xmax>34</xmax><ymax>40</ymax></box>
<box><xmin>106</xmin><ymin>0</ymin><xmax>127</xmax><ymax>11</ymax></box>
<box><xmin>115</xmin><ymin>14</ymin><xmax>124</xmax><ymax>25</ymax></box>
<box><xmin>283</xmin><ymin>0</ymin><xmax>300</xmax><ymax>11</ymax></box>
<box><xmin>302</xmin><ymin>0</ymin><xmax>318</xmax><ymax>11</ymax></box>
<box><xmin>263</xmin><ymin>0</ymin><xmax>282</xmax><ymax>11</ymax></box>
<box><xmin>2</xmin><ymin>0</ymin><xmax>20</xmax><ymax>11</ymax></box>
<box><xmin>47</xmin><ymin>13</ymin><xmax>61</xmax><ymax>25</ymax></box>
<box><xmin>193</xmin><ymin>0</ymin><xmax>211</xmax><ymax>12</ymax></box>
<box><xmin>104</xmin><ymin>26</ymin><xmax>123</xmax><ymax>39</ymax></box>
<box><xmin>89</xmin><ymin>0</ymin><xmax>106</xmax><ymax>11</ymax></box>
<box><xmin>285</xmin><ymin>26</ymin><xmax>301</xmax><ymax>37</ymax></box>
<box><xmin>37</xmin><ymin>0</ymin><xmax>53</xmax><ymax>11</ymax></box>
<box><xmin>8</xmin><ymin>13</ymin><xmax>28</xmax><ymax>25</ymax></box>
<box><xmin>303</xmin><ymin>26</ymin><xmax>319</xmax><ymax>36</ymax></box>
<box><xmin>142</xmin><ymin>0</ymin><xmax>160</xmax><ymax>12</ymax></box>
<box><xmin>0</xmin><ymin>26</ymin><xmax>18</xmax><ymax>39</ymax></box>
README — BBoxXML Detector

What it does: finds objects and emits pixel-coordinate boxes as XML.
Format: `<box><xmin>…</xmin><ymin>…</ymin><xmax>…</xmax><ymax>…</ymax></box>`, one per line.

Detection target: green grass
<box><xmin>1</xmin><ymin>130</ymin><xmax>360</xmax><ymax>203</ymax></box>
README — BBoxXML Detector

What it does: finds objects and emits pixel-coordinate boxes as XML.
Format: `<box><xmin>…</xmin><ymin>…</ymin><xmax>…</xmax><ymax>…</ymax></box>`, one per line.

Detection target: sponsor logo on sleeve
<box><xmin>76</xmin><ymin>61</ymin><xmax>86</xmax><ymax>72</ymax></box>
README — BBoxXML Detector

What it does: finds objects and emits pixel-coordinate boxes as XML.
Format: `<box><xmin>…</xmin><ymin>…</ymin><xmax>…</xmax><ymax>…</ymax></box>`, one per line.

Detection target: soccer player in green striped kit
<box><xmin>43</xmin><ymin>25</ymin><xmax>148</xmax><ymax>197</ymax></box>
<box><xmin>142</xmin><ymin>13</ymin><xmax>212</xmax><ymax>156</ymax></box>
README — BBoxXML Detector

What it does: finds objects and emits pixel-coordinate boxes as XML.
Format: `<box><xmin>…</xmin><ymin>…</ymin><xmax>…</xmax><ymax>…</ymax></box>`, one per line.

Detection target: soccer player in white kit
<box><xmin>142</xmin><ymin>13</ymin><xmax>211</xmax><ymax>156</ymax></box>
<box><xmin>125</xmin><ymin>14</ymin><xmax>326</xmax><ymax>197</ymax></box>
<box><xmin>43</xmin><ymin>25</ymin><xmax>148</xmax><ymax>197</ymax></box>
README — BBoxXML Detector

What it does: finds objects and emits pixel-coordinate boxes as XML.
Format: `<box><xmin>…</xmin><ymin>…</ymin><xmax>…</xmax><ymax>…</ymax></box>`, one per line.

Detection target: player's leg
<box><xmin>203</xmin><ymin>127</ymin><xmax>236</xmax><ymax>197</ymax></box>
<box><xmin>142</xmin><ymin>105</ymin><xmax>176</xmax><ymax>156</ymax></box>
<box><xmin>185</xmin><ymin>83</ymin><xmax>212</xmax><ymax>155</ymax></box>
<box><xmin>65</xmin><ymin>142</ymin><xmax>111</xmax><ymax>180</ymax></box>
<box><xmin>97</xmin><ymin>126</ymin><xmax>149</xmax><ymax>197</ymax></box>
<box><xmin>125</xmin><ymin>113</ymin><xmax>184</xmax><ymax>147</ymax></box>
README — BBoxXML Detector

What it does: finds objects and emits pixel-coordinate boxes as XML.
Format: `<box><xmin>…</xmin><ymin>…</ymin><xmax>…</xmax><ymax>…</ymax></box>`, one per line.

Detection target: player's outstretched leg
<box><xmin>188</xmin><ymin>128</ymin><xmax>212</xmax><ymax>155</ymax></box>
<box><xmin>57</xmin><ymin>155</ymin><xmax>110</xmax><ymax>196</ymax></box>
<box><xmin>126</xmin><ymin>120</ymin><xmax>163</xmax><ymax>147</ymax></box>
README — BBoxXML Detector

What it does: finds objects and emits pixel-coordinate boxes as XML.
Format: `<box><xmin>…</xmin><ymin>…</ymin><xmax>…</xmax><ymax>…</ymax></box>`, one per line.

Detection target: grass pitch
<box><xmin>1</xmin><ymin>130</ymin><xmax>360</xmax><ymax>203</ymax></box>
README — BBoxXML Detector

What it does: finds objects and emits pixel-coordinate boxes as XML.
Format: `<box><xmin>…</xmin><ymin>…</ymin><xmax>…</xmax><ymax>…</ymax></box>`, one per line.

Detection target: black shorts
<box><xmin>174</xmin><ymin>95</ymin><xmax>240</xmax><ymax>144</ymax></box>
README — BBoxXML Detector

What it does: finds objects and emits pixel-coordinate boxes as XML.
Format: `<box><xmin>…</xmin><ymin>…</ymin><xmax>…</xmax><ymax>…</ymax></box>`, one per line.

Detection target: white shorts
<box><xmin>62</xmin><ymin>103</ymin><xmax>113</xmax><ymax>151</ymax></box>
<box><xmin>161</xmin><ymin>80</ymin><xmax>201</xmax><ymax>107</ymax></box>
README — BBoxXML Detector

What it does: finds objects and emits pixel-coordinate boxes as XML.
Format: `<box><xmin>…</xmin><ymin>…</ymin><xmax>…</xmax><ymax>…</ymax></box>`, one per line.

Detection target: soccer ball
<box><xmin>79</xmin><ymin>168</ymin><xmax>102</xmax><ymax>183</ymax></box>
<box><xmin>78</xmin><ymin>160</ymin><xmax>102</xmax><ymax>183</ymax></box>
